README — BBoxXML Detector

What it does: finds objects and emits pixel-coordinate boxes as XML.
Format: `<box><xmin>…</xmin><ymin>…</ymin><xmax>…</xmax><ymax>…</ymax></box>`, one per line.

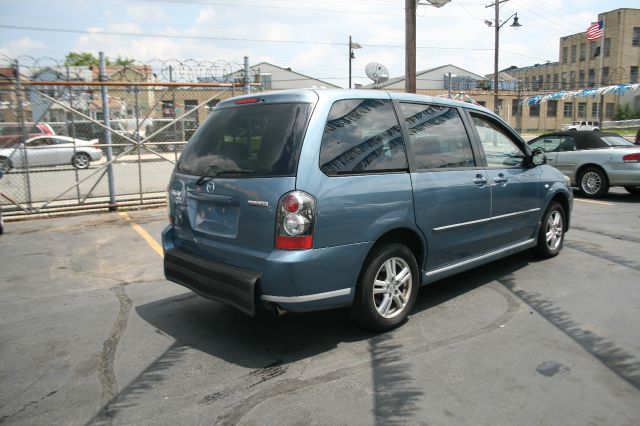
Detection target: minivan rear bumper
<box><xmin>164</xmin><ymin>247</ymin><xmax>260</xmax><ymax>316</ymax></box>
<box><xmin>162</xmin><ymin>226</ymin><xmax>371</xmax><ymax>315</ymax></box>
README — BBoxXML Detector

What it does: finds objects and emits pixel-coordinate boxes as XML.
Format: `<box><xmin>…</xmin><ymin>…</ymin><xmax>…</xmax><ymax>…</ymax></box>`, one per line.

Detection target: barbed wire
<box><xmin>0</xmin><ymin>55</ymin><xmax>253</xmax><ymax>83</ymax></box>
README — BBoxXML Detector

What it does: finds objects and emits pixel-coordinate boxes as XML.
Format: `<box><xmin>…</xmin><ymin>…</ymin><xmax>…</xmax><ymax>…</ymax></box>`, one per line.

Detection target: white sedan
<box><xmin>0</xmin><ymin>136</ymin><xmax>103</xmax><ymax>170</ymax></box>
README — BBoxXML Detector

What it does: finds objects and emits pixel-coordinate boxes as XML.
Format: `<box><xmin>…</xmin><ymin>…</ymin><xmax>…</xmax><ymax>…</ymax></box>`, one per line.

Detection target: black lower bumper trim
<box><xmin>164</xmin><ymin>248</ymin><xmax>260</xmax><ymax>316</ymax></box>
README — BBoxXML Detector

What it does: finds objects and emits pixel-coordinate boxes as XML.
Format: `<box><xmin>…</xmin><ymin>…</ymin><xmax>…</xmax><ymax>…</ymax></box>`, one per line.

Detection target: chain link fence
<box><xmin>0</xmin><ymin>56</ymin><xmax>262</xmax><ymax>218</ymax></box>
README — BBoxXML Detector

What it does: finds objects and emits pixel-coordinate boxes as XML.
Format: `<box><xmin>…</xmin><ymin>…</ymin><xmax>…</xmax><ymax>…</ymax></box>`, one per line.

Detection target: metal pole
<box><xmin>493</xmin><ymin>1</ymin><xmax>500</xmax><ymax>114</ymax></box>
<box><xmin>14</xmin><ymin>60</ymin><xmax>33</xmax><ymax>211</ymax></box>
<box><xmin>597</xmin><ymin>16</ymin><xmax>606</xmax><ymax>125</ymax></box>
<box><xmin>99</xmin><ymin>52</ymin><xmax>117</xmax><ymax>211</ymax></box>
<box><xmin>135</xmin><ymin>86</ymin><xmax>143</xmax><ymax>205</ymax></box>
<box><xmin>405</xmin><ymin>0</ymin><xmax>416</xmax><ymax>94</ymax></box>
<box><xmin>349</xmin><ymin>35</ymin><xmax>352</xmax><ymax>89</ymax></box>
<box><xmin>67</xmin><ymin>65</ymin><xmax>81</xmax><ymax>203</ymax></box>
<box><xmin>243</xmin><ymin>56</ymin><xmax>250</xmax><ymax>95</ymax></box>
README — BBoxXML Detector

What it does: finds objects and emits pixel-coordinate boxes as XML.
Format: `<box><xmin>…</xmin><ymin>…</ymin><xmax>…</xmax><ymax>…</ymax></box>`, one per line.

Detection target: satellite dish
<box><xmin>365</xmin><ymin>62</ymin><xmax>389</xmax><ymax>85</ymax></box>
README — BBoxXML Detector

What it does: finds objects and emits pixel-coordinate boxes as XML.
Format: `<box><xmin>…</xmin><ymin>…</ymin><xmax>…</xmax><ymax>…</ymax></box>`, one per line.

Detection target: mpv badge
<box><xmin>205</xmin><ymin>181</ymin><xmax>215</xmax><ymax>193</ymax></box>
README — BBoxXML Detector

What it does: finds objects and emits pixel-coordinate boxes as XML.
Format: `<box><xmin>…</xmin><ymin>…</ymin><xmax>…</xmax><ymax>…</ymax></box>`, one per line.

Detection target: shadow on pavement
<box><xmin>88</xmin><ymin>252</ymin><xmax>535</xmax><ymax>425</ymax></box>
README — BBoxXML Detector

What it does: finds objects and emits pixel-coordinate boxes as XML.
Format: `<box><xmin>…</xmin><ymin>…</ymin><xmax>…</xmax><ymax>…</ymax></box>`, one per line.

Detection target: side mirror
<box><xmin>531</xmin><ymin>147</ymin><xmax>547</xmax><ymax>166</ymax></box>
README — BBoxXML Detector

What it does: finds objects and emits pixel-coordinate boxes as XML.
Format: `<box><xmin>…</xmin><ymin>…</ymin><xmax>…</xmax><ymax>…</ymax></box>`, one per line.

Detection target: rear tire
<box><xmin>350</xmin><ymin>244</ymin><xmax>419</xmax><ymax>332</ymax></box>
<box><xmin>624</xmin><ymin>186</ymin><xmax>640</xmax><ymax>195</ymax></box>
<box><xmin>71</xmin><ymin>152</ymin><xmax>91</xmax><ymax>169</ymax></box>
<box><xmin>531</xmin><ymin>202</ymin><xmax>565</xmax><ymax>259</ymax></box>
<box><xmin>579</xmin><ymin>167</ymin><xmax>609</xmax><ymax>198</ymax></box>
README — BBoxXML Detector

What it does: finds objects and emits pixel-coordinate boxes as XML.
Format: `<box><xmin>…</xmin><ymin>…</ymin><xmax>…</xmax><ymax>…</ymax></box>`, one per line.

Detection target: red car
<box><xmin>0</xmin><ymin>123</ymin><xmax>55</xmax><ymax>148</ymax></box>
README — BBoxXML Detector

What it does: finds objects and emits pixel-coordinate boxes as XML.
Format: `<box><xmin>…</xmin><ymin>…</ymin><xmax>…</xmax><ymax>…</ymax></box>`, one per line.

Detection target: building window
<box><xmin>529</xmin><ymin>103</ymin><xmax>540</xmax><ymax>117</ymax></box>
<box><xmin>512</xmin><ymin>99</ymin><xmax>520</xmax><ymax>116</ymax></box>
<box><xmin>602</xmin><ymin>67</ymin><xmax>609</xmax><ymax>85</ymax></box>
<box><xmin>570</xmin><ymin>71</ymin><xmax>576</xmax><ymax>89</ymax></box>
<box><xmin>605</xmin><ymin>103</ymin><xmax>614</xmax><ymax>118</ymax></box>
<box><xmin>478</xmin><ymin>101</ymin><xmax>486</xmax><ymax>107</ymax></box>
<box><xmin>590</xmin><ymin>41</ymin><xmax>597</xmax><ymax>58</ymax></box>
<box><xmin>546</xmin><ymin>74</ymin><xmax>551</xmax><ymax>90</ymax></box>
<box><xmin>588</xmin><ymin>69</ymin><xmax>595</xmax><ymax>86</ymax></box>
<box><xmin>570</xmin><ymin>44</ymin><xmax>577</xmax><ymax>63</ymax></box>
<box><xmin>631</xmin><ymin>66</ymin><xmax>639</xmax><ymax>84</ymax></box>
<box><xmin>579</xmin><ymin>43</ymin><xmax>586</xmax><ymax>61</ymax></box>
<box><xmin>591</xmin><ymin>103</ymin><xmax>599</xmax><ymax>118</ymax></box>
<box><xmin>496</xmin><ymin>98</ymin><xmax>503</xmax><ymax>113</ymax></box>
<box><xmin>547</xmin><ymin>100</ymin><xmax>557</xmax><ymax>117</ymax></box>
<box><xmin>553</xmin><ymin>73</ymin><xmax>558</xmax><ymax>89</ymax></box>
<box><xmin>563</xmin><ymin>103</ymin><xmax>573</xmax><ymax>118</ymax></box>
<box><xmin>579</xmin><ymin>70</ymin><xmax>585</xmax><ymax>86</ymax></box>
<box><xmin>633</xmin><ymin>27</ymin><xmax>640</xmax><ymax>47</ymax></box>
<box><xmin>603</xmin><ymin>38</ymin><xmax>611</xmax><ymax>58</ymax></box>
<box><xmin>562</xmin><ymin>46</ymin><xmax>568</xmax><ymax>64</ymax></box>
<box><xmin>578</xmin><ymin>102</ymin><xmax>586</xmax><ymax>118</ymax></box>
<box><xmin>561</xmin><ymin>72</ymin><xmax>567</xmax><ymax>88</ymax></box>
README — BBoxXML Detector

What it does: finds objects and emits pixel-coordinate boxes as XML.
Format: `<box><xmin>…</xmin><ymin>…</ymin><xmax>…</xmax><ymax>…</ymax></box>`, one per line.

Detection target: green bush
<box><xmin>614</xmin><ymin>104</ymin><xmax>640</xmax><ymax>120</ymax></box>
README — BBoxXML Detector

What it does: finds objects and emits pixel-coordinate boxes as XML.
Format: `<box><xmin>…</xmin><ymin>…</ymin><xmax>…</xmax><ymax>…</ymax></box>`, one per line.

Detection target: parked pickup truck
<box><xmin>561</xmin><ymin>120</ymin><xmax>600</xmax><ymax>131</ymax></box>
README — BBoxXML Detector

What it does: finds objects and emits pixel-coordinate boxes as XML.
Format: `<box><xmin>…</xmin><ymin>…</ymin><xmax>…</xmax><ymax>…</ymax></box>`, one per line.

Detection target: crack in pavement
<box><xmin>95</xmin><ymin>283</ymin><xmax>132</xmax><ymax>426</ymax></box>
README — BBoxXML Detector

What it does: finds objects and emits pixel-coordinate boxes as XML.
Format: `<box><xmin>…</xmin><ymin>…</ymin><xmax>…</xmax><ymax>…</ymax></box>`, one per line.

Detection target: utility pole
<box><xmin>405</xmin><ymin>0</ymin><xmax>417</xmax><ymax>94</ymax></box>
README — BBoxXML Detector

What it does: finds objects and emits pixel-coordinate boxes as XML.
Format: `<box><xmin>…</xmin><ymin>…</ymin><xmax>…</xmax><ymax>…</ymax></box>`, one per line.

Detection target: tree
<box><xmin>63</xmin><ymin>52</ymin><xmax>137</xmax><ymax>67</ymax></box>
<box><xmin>64</xmin><ymin>52</ymin><xmax>101</xmax><ymax>66</ymax></box>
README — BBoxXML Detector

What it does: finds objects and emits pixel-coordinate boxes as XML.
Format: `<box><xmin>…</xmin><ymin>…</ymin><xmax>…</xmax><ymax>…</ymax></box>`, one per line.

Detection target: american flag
<box><xmin>586</xmin><ymin>20</ymin><xmax>604</xmax><ymax>40</ymax></box>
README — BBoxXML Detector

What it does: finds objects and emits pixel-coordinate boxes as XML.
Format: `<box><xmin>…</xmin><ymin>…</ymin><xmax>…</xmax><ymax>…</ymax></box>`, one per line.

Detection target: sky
<box><xmin>0</xmin><ymin>0</ymin><xmax>636</xmax><ymax>88</ymax></box>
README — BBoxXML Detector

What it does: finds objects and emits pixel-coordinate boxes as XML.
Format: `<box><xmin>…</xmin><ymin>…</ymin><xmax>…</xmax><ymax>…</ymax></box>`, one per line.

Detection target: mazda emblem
<box><xmin>206</xmin><ymin>181</ymin><xmax>215</xmax><ymax>193</ymax></box>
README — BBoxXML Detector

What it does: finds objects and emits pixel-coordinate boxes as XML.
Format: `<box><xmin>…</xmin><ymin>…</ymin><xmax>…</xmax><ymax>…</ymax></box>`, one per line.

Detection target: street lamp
<box><xmin>405</xmin><ymin>0</ymin><xmax>451</xmax><ymax>94</ymax></box>
<box><xmin>349</xmin><ymin>36</ymin><xmax>362</xmax><ymax>89</ymax></box>
<box><xmin>485</xmin><ymin>0</ymin><xmax>522</xmax><ymax>114</ymax></box>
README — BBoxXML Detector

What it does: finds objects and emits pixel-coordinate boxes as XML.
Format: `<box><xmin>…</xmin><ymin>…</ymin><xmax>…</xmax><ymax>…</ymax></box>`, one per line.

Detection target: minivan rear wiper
<box><xmin>195</xmin><ymin>165</ymin><xmax>255</xmax><ymax>186</ymax></box>
<box><xmin>195</xmin><ymin>164</ymin><xmax>220</xmax><ymax>186</ymax></box>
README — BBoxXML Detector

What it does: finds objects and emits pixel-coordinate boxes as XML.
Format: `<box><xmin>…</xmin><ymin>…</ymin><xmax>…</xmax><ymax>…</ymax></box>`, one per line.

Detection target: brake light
<box><xmin>275</xmin><ymin>190</ymin><xmax>316</xmax><ymax>250</ymax></box>
<box><xmin>623</xmin><ymin>153</ymin><xmax>640</xmax><ymax>163</ymax></box>
<box><xmin>235</xmin><ymin>97</ymin><xmax>260</xmax><ymax>105</ymax></box>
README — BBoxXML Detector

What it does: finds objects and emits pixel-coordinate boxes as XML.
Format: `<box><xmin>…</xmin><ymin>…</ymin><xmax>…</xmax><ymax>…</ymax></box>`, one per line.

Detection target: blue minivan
<box><xmin>163</xmin><ymin>90</ymin><xmax>572</xmax><ymax>330</ymax></box>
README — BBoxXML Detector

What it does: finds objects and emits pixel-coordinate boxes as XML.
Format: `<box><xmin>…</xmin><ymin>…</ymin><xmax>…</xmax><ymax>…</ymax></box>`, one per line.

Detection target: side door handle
<box><xmin>473</xmin><ymin>174</ymin><xmax>488</xmax><ymax>186</ymax></box>
<box><xmin>493</xmin><ymin>174</ymin><xmax>508</xmax><ymax>185</ymax></box>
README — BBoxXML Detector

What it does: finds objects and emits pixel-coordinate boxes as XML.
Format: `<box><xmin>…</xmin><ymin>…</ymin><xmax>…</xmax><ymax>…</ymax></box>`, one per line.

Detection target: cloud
<box><xmin>0</xmin><ymin>37</ymin><xmax>46</xmax><ymax>58</ymax></box>
<box><xmin>127</xmin><ymin>4</ymin><xmax>171</xmax><ymax>22</ymax></box>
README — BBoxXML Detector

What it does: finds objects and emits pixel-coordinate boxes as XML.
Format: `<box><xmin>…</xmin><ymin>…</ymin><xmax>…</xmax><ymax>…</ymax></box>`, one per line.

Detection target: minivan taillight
<box><xmin>623</xmin><ymin>153</ymin><xmax>640</xmax><ymax>163</ymax></box>
<box><xmin>275</xmin><ymin>191</ymin><xmax>316</xmax><ymax>250</ymax></box>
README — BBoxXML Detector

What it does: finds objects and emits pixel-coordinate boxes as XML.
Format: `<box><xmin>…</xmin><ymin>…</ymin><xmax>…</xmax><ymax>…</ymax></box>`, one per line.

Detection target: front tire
<box><xmin>71</xmin><ymin>152</ymin><xmax>91</xmax><ymax>169</ymax></box>
<box><xmin>350</xmin><ymin>244</ymin><xmax>419</xmax><ymax>332</ymax></box>
<box><xmin>624</xmin><ymin>186</ymin><xmax>640</xmax><ymax>195</ymax></box>
<box><xmin>579</xmin><ymin>167</ymin><xmax>609</xmax><ymax>198</ymax></box>
<box><xmin>531</xmin><ymin>202</ymin><xmax>565</xmax><ymax>259</ymax></box>
<box><xmin>0</xmin><ymin>156</ymin><xmax>12</xmax><ymax>173</ymax></box>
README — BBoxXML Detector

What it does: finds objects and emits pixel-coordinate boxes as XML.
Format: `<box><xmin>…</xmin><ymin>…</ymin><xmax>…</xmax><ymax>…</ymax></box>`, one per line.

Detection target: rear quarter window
<box><xmin>319</xmin><ymin>99</ymin><xmax>408</xmax><ymax>175</ymax></box>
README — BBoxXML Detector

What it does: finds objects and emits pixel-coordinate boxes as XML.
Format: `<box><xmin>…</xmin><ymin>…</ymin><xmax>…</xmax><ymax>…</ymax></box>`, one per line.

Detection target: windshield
<box><xmin>601</xmin><ymin>135</ymin><xmax>635</xmax><ymax>147</ymax></box>
<box><xmin>177</xmin><ymin>102</ymin><xmax>312</xmax><ymax>177</ymax></box>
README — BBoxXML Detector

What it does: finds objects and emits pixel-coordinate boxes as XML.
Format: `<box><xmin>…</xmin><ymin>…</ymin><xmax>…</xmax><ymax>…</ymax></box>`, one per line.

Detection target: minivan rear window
<box><xmin>177</xmin><ymin>102</ymin><xmax>312</xmax><ymax>177</ymax></box>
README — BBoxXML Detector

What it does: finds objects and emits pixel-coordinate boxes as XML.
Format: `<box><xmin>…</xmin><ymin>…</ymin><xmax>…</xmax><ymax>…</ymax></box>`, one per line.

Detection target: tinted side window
<box><xmin>471</xmin><ymin>114</ymin><xmax>526</xmax><ymax>168</ymax></box>
<box><xmin>320</xmin><ymin>99</ymin><xmax>407</xmax><ymax>175</ymax></box>
<box><xmin>575</xmin><ymin>134</ymin><xmax>607</xmax><ymax>150</ymax></box>
<box><xmin>399</xmin><ymin>103</ymin><xmax>475</xmax><ymax>169</ymax></box>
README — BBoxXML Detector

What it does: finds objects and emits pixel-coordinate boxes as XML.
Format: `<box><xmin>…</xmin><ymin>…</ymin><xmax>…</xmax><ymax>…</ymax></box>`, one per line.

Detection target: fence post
<box><xmin>99</xmin><ymin>52</ymin><xmax>117</xmax><ymax>210</ymax></box>
<box><xmin>134</xmin><ymin>86</ymin><xmax>143</xmax><ymax>205</ymax></box>
<box><xmin>14</xmin><ymin>60</ymin><xmax>33</xmax><ymax>211</ymax></box>
<box><xmin>244</xmin><ymin>56</ymin><xmax>250</xmax><ymax>95</ymax></box>
<box><xmin>67</xmin><ymin>65</ymin><xmax>81</xmax><ymax>202</ymax></box>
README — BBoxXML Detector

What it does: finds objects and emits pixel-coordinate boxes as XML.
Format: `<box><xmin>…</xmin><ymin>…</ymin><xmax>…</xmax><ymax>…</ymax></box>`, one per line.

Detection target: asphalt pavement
<box><xmin>0</xmin><ymin>189</ymin><xmax>639</xmax><ymax>425</ymax></box>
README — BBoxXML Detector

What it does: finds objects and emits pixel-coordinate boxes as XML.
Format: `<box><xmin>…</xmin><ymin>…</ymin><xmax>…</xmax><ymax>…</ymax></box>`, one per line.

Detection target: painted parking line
<box><xmin>118</xmin><ymin>211</ymin><xmax>163</xmax><ymax>257</ymax></box>
<box><xmin>574</xmin><ymin>198</ymin><xmax>614</xmax><ymax>206</ymax></box>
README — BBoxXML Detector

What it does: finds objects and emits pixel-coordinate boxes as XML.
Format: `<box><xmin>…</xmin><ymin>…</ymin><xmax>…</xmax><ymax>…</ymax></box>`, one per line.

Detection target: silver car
<box><xmin>0</xmin><ymin>135</ymin><xmax>103</xmax><ymax>171</ymax></box>
<box><xmin>528</xmin><ymin>131</ymin><xmax>640</xmax><ymax>198</ymax></box>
